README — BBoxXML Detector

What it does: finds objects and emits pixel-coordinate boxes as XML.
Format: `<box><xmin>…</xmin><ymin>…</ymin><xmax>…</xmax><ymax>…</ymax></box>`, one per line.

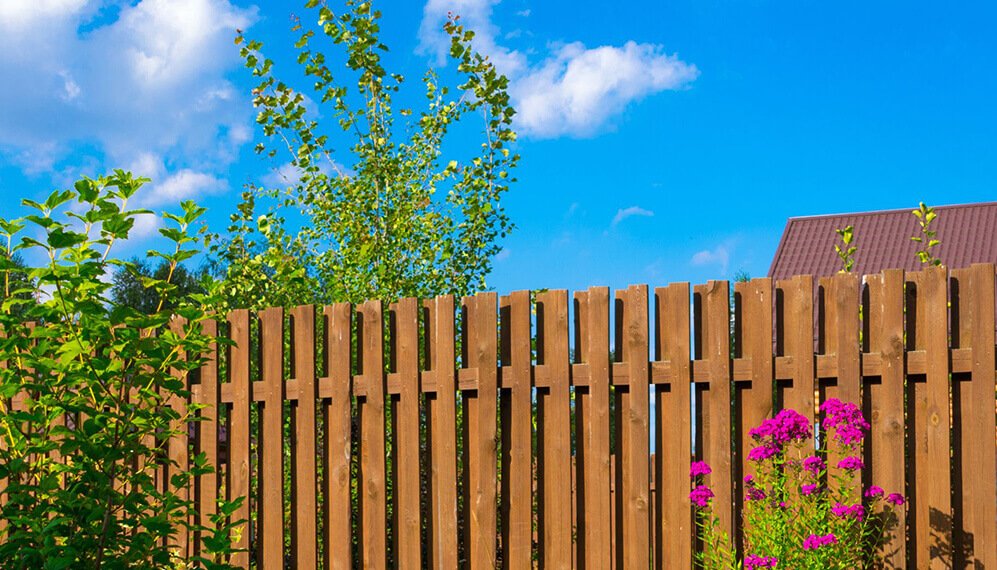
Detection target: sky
<box><xmin>1</xmin><ymin>0</ymin><xmax>996</xmax><ymax>297</ymax></box>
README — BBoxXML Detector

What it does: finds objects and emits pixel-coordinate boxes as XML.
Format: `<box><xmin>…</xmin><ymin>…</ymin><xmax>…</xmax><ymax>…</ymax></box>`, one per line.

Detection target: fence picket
<box><xmin>322</xmin><ymin>303</ymin><xmax>353</xmax><ymax>570</ymax></box>
<box><xmin>500</xmin><ymin>290</ymin><xmax>533</xmax><ymax>569</ymax></box>
<box><xmin>290</xmin><ymin>305</ymin><xmax>318</xmax><ymax>568</ymax></box>
<box><xmin>226</xmin><ymin>310</ymin><xmax>252</xmax><ymax>568</ymax></box>
<box><xmin>863</xmin><ymin>270</ymin><xmax>906</xmax><ymax>568</ymax></box>
<box><xmin>653</xmin><ymin>282</ymin><xmax>693</xmax><ymax>568</ymax></box>
<box><xmin>614</xmin><ymin>285</ymin><xmax>651</xmax><ymax>568</ymax></box>
<box><xmin>536</xmin><ymin>290</ymin><xmax>572</xmax><ymax>568</ymax></box>
<box><xmin>356</xmin><ymin>301</ymin><xmax>387</xmax><ymax>569</ymax></box>
<box><xmin>389</xmin><ymin>298</ymin><xmax>422</xmax><ymax>568</ymax></box>
<box><xmin>574</xmin><ymin>287</ymin><xmax>612</xmax><ymax>568</ymax></box>
<box><xmin>425</xmin><ymin>295</ymin><xmax>458</xmax><ymax>569</ymax></box>
<box><xmin>462</xmin><ymin>292</ymin><xmax>498</xmax><ymax>569</ymax></box>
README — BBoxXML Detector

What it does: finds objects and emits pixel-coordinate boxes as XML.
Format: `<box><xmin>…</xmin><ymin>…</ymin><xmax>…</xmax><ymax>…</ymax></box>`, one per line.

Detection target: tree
<box><xmin>111</xmin><ymin>258</ymin><xmax>207</xmax><ymax>315</ymax></box>
<box><xmin>210</xmin><ymin>0</ymin><xmax>519</xmax><ymax>311</ymax></box>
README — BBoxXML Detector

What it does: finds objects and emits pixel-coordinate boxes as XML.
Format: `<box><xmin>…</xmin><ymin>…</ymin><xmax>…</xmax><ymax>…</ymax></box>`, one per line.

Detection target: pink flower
<box><xmin>837</xmin><ymin>456</ymin><xmax>864</xmax><ymax>471</ymax></box>
<box><xmin>886</xmin><ymin>493</ymin><xmax>905</xmax><ymax>506</ymax></box>
<box><xmin>802</xmin><ymin>533</ymin><xmax>838</xmax><ymax>550</ymax></box>
<box><xmin>820</xmin><ymin>398</ymin><xmax>869</xmax><ymax>446</ymax></box>
<box><xmin>831</xmin><ymin>502</ymin><xmax>865</xmax><ymax>521</ymax></box>
<box><xmin>689</xmin><ymin>461</ymin><xmax>712</xmax><ymax>478</ymax></box>
<box><xmin>690</xmin><ymin>485</ymin><xmax>714</xmax><ymax>507</ymax></box>
<box><xmin>745</xmin><ymin>554</ymin><xmax>778</xmax><ymax>569</ymax></box>
<box><xmin>801</xmin><ymin>483</ymin><xmax>819</xmax><ymax>496</ymax></box>
<box><xmin>748</xmin><ymin>445</ymin><xmax>779</xmax><ymax>462</ymax></box>
<box><xmin>802</xmin><ymin>455</ymin><xmax>825</xmax><ymax>474</ymax></box>
<box><xmin>748</xmin><ymin>409</ymin><xmax>812</xmax><ymax>460</ymax></box>
<box><xmin>864</xmin><ymin>485</ymin><xmax>884</xmax><ymax>499</ymax></box>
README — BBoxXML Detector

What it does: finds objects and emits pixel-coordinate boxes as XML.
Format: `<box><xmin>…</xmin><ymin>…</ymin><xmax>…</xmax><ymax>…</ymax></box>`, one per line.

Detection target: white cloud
<box><xmin>0</xmin><ymin>0</ymin><xmax>257</xmax><ymax>198</ymax></box>
<box><xmin>612</xmin><ymin>205</ymin><xmax>654</xmax><ymax>227</ymax></box>
<box><xmin>513</xmin><ymin>42</ymin><xmax>698</xmax><ymax>138</ymax></box>
<box><xmin>418</xmin><ymin>0</ymin><xmax>697</xmax><ymax>138</ymax></box>
<box><xmin>691</xmin><ymin>245</ymin><xmax>731</xmax><ymax>275</ymax></box>
<box><xmin>150</xmin><ymin>169</ymin><xmax>227</xmax><ymax>206</ymax></box>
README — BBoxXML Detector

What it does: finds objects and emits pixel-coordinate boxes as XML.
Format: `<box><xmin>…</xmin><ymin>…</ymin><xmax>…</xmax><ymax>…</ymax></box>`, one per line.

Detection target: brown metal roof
<box><xmin>768</xmin><ymin>202</ymin><xmax>997</xmax><ymax>280</ymax></box>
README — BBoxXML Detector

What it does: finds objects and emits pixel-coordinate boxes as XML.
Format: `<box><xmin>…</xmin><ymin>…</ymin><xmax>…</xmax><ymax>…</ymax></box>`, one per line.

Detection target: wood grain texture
<box><xmin>322</xmin><ymin>303</ymin><xmax>353</xmax><ymax>570</ymax></box>
<box><xmin>574</xmin><ymin>287</ymin><xmax>612</xmax><ymax>569</ymax></box>
<box><xmin>500</xmin><ymin>290</ymin><xmax>533</xmax><ymax>569</ymax></box>
<box><xmin>536</xmin><ymin>290</ymin><xmax>572</xmax><ymax>568</ymax></box>
<box><xmin>389</xmin><ymin>298</ymin><xmax>422</xmax><ymax>568</ymax></box>
<box><xmin>356</xmin><ymin>301</ymin><xmax>387</xmax><ymax>569</ymax></box>
<box><xmin>226</xmin><ymin>310</ymin><xmax>252</xmax><ymax>568</ymax></box>
<box><xmin>258</xmin><ymin>308</ymin><xmax>285</xmax><ymax>570</ymax></box>
<box><xmin>654</xmin><ymin>283</ymin><xmax>693</xmax><ymax>569</ymax></box>
<box><xmin>425</xmin><ymin>295</ymin><xmax>459</xmax><ymax>569</ymax></box>
<box><xmin>290</xmin><ymin>305</ymin><xmax>318</xmax><ymax>569</ymax></box>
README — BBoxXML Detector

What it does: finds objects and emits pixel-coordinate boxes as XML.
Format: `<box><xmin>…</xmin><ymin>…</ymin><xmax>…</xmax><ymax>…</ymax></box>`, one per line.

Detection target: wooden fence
<box><xmin>161</xmin><ymin>266</ymin><xmax>993</xmax><ymax>568</ymax></box>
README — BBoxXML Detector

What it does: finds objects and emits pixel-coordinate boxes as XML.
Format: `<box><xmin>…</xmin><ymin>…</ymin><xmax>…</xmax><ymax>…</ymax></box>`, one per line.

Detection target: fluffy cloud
<box><xmin>691</xmin><ymin>245</ymin><xmax>731</xmax><ymax>274</ymax></box>
<box><xmin>513</xmin><ymin>42</ymin><xmax>698</xmax><ymax>138</ymax></box>
<box><xmin>0</xmin><ymin>0</ymin><xmax>256</xmax><ymax>194</ymax></box>
<box><xmin>612</xmin><ymin>205</ymin><xmax>654</xmax><ymax>227</ymax></box>
<box><xmin>418</xmin><ymin>0</ymin><xmax>697</xmax><ymax>138</ymax></box>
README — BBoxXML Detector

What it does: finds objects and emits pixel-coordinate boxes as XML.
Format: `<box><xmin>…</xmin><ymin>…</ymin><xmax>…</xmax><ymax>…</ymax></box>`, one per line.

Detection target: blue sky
<box><xmin>1</xmin><ymin>0</ymin><xmax>996</xmax><ymax>296</ymax></box>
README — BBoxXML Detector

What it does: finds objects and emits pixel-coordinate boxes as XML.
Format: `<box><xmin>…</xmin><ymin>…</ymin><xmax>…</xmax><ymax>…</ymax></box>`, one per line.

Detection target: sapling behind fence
<box><xmin>4</xmin><ymin>265</ymin><xmax>996</xmax><ymax>569</ymax></box>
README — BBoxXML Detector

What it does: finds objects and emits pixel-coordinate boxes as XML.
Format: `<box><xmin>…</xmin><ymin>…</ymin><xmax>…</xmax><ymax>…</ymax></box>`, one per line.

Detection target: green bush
<box><xmin>0</xmin><ymin>172</ymin><xmax>241</xmax><ymax>569</ymax></box>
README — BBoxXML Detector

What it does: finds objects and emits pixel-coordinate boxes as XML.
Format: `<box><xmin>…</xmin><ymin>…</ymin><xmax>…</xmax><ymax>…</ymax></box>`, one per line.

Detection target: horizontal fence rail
<box><xmin>4</xmin><ymin>266</ymin><xmax>997</xmax><ymax>568</ymax></box>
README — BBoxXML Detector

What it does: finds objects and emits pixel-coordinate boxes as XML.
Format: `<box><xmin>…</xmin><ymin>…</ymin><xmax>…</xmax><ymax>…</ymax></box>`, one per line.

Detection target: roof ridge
<box><xmin>786</xmin><ymin>201</ymin><xmax>997</xmax><ymax>222</ymax></box>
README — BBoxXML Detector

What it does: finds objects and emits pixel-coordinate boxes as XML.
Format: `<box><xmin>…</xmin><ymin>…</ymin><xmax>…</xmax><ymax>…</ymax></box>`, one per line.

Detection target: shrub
<box><xmin>0</xmin><ymin>172</ymin><xmax>240</xmax><ymax>569</ymax></box>
<box><xmin>693</xmin><ymin>399</ymin><xmax>903</xmax><ymax>569</ymax></box>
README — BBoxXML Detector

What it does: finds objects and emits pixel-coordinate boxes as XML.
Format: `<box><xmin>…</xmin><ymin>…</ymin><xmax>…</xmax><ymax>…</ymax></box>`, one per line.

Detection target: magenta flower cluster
<box><xmin>836</xmin><ymin>456</ymin><xmax>864</xmax><ymax>471</ymax></box>
<box><xmin>831</xmin><ymin>502</ymin><xmax>865</xmax><ymax>521</ymax></box>
<box><xmin>802</xmin><ymin>533</ymin><xmax>838</xmax><ymax>550</ymax></box>
<box><xmin>690</xmin><ymin>484</ymin><xmax>714</xmax><ymax>507</ymax></box>
<box><xmin>744</xmin><ymin>554</ymin><xmax>778</xmax><ymax>569</ymax></box>
<box><xmin>689</xmin><ymin>461</ymin><xmax>712</xmax><ymax>478</ymax></box>
<box><xmin>802</xmin><ymin>455</ymin><xmax>824</xmax><ymax>474</ymax></box>
<box><xmin>747</xmin><ymin>408</ymin><xmax>811</xmax><ymax>461</ymax></box>
<box><xmin>820</xmin><ymin>398</ymin><xmax>869</xmax><ymax>446</ymax></box>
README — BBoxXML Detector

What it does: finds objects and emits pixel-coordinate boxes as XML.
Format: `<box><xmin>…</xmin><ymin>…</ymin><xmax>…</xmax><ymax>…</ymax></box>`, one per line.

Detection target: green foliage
<box><xmin>0</xmin><ymin>172</ymin><xmax>241</xmax><ymax>569</ymax></box>
<box><xmin>834</xmin><ymin>225</ymin><xmax>856</xmax><ymax>273</ymax></box>
<box><xmin>0</xmin><ymin>251</ymin><xmax>35</xmax><ymax>320</ymax></box>
<box><xmin>212</xmin><ymin>0</ymin><xmax>519</xmax><ymax>311</ymax></box>
<box><xmin>911</xmin><ymin>202</ymin><xmax>942</xmax><ymax>266</ymax></box>
<box><xmin>111</xmin><ymin>258</ymin><xmax>207</xmax><ymax>315</ymax></box>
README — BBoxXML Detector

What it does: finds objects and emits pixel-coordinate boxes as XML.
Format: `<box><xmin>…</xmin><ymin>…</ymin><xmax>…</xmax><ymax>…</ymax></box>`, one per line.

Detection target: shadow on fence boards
<box><xmin>168</xmin><ymin>265</ymin><xmax>994</xmax><ymax>569</ymax></box>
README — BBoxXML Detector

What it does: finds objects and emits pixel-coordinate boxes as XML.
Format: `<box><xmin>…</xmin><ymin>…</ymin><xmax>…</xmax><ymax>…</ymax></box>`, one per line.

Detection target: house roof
<box><xmin>768</xmin><ymin>202</ymin><xmax>997</xmax><ymax>280</ymax></box>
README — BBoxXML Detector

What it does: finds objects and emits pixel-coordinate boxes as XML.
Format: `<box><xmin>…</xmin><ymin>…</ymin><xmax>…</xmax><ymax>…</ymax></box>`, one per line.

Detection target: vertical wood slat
<box><xmin>907</xmin><ymin>270</ymin><xmax>930</xmax><ymax>566</ymax></box>
<box><xmin>958</xmin><ymin>263</ymin><xmax>997</xmax><ymax>568</ymax></box>
<box><xmin>389</xmin><ymin>298</ymin><xmax>421</xmax><ymax>568</ymax></box>
<box><xmin>615</xmin><ymin>284</ymin><xmax>650</xmax><ymax>568</ymax></box>
<box><xmin>736</xmin><ymin>279</ymin><xmax>774</xmax><ymax>481</ymax></box>
<box><xmin>499</xmin><ymin>290</ymin><xmax>533</xmax><ymax>569</ymax></box>
<box><xmin>536</xmin><ymin>290</ymin><xmax>572</xmax><ymax>568</ymax></box>
<box><xmin>167</xmin><ymin>317</ymin><xmax>191</xmax><ymax>558</ymax></box>
<box><xmin>925</xmin><ymin>267</ymin><xmax>953</xmax><ymax>569</ymax></box>
<box><xmin>654</xmin><ymin>283</ymin><xmax>693</xmax><ymax>569</ymax></box>
<box><xmin>462</xmin><ymin>292</ymin><xmax>498</xmax><ymax>569</ymax></box>
<box><xmin>291</xmin><ymin>306</ymin><xmax>318</xmax><ymax>569</ymax></box>
<box><xmin>863</xmin><ymin>270</ymin><xmax>906</xmax><ymax>568</ymax></box>
<box><xmin>776</xmin><ymin>275</ymin><xmax>815</xmax><ymax>424</ymax></box>
<box><xmin>322</xmin><ymin>304</ymin><xmax>352</xmax><ymax>570</ymax></box>
<box><xmin>425</xmin><ymin>296</ymin><xmax>458</xmax><ymax>569</ymax></box>
<box><xmin>820</xmin><ymin>273</ymin><xmax>861</xmax><ymax>497</ymax></box>
<box><xmin>574</xmin><ymin>287</ymin><xmax>611</xmax><ymax>569</ymax></box>
<box><xmin>258</xmin><ymin>308</ymin><xmax>285</xmax><ymax>570</ymax></box>
<box><xmin>356</xmin><ymin>301</ymin><xmax>387</xmax><ymax>569</ymax></box>
<box><xmin>194</xmin><ymin>319</ymin><xmax>220</xmax><ymax>559</ymax></box>
<box><xmin>226</xmin><ymin>310</ymin><xmax>252</xmax><ymax>569</ymax></box>
<box><xmin>696</xmin><ymin>280</ymin><xmax>734</xmax><ymax>538</ymax></box>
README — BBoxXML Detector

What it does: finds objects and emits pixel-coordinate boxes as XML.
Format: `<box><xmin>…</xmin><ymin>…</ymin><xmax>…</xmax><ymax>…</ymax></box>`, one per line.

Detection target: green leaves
<box><xmin>911</xmin><ymin>201</ymin><xmax>942</xmax><ymax>266</ymax></box>
<box><xmin>834</xmin><ymin>225</ymin><xmax>857</xmax><ymax>273</ymax></box>
<box><xmin>0</xmin><ymin>173</ymin><xmax>239</xmax><ymax>568</ymax></box>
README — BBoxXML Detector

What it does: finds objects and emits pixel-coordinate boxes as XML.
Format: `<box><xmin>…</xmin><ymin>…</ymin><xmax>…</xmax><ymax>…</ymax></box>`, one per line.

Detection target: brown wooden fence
<box><xmin>159</xmin><ymin>266</ymin><xmax>993</xmax><ymax>568</ymax></box>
